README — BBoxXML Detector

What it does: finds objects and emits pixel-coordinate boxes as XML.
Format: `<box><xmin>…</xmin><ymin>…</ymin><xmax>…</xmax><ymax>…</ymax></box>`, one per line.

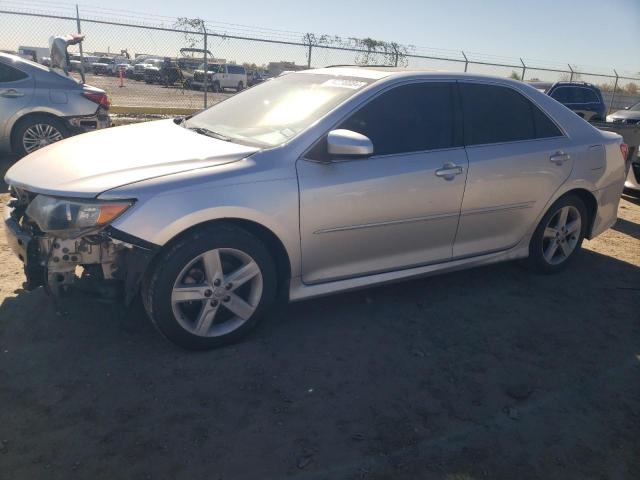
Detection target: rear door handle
<box><xmin>550</xmin><ymin>152</ymin><xmax>570</xmax><ymax>165</ymax></box>
<box><xmin>435</xmin><ymin>163</ymin><xmax>463</xmax><ymax>180</ymax></box>
<box><xmin>0</xmin><ymin>89</ymin><xmax>24</xmax><ymax>98</ymax></box>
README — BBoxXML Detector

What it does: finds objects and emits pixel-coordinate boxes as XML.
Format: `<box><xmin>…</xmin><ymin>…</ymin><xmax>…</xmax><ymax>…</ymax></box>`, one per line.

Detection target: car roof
<box><xmin>298</xmin><ymin>66</ymin><xmax>533</xmax><ymax>86</ymax></box>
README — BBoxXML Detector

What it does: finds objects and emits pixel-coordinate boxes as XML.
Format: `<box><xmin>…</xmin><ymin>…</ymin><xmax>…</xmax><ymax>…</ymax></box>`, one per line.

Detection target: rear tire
<box><xmin>526</xmin><ymin>194</ymin><xmax>588</xmax><ymax>274</ymax></box>
<box><xmin>12</xmin><ymin>114</ymin><xmax>69</xmax><ymax>157</ymax></box>
<box><xmin>142</xmin><ymin>224</ymin><xmax>277</xmax><ymax>350</ymax></box>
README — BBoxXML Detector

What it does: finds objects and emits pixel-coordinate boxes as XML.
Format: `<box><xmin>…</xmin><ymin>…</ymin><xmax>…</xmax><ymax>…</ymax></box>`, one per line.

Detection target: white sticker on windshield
<box><xmin>320</xmin><ymin>79</ymin><xmax>367</xmax><ymax>90</ymax></box>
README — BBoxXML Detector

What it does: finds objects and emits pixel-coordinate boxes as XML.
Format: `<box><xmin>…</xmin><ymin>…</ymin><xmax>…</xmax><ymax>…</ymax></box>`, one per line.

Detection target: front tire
<box><xmin>143</xmin><ymin>224</ymin><xmax>277</xmax><ymax>350</ymax></box>
<box><xmin>527</xmin><ymin>194</ymin><xmax>588</xmax><ymax>273</ymax></box>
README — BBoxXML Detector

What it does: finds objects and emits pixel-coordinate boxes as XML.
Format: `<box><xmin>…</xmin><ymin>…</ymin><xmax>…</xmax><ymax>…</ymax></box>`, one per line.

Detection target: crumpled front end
<box><xmin>4</xmin><ymin>188</ymin><xmax>156</xmax><ymax>303</ymax></box>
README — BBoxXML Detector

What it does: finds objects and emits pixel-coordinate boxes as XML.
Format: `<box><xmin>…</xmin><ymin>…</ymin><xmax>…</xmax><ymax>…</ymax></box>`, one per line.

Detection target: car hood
<box><xmin>5</xmin><ymin>119</ymin><xmax>259</xmax><ymax>198</ymax></box>
<box><xmin>609</xmin><ymin>109</ymin><xmax>640</xmax><ymax>120</ymax></box>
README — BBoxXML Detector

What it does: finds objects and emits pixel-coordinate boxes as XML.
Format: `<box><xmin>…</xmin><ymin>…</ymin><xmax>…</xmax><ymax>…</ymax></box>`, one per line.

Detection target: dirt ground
<box><xmin>0</xmin><ymin>152</ymin><xmax>639</xmax><ymax>480</ymax></box>
<box><xmin>78</xmin><ymin>72</ymin><xmax>233</xmax><ymax>109</ymax></box>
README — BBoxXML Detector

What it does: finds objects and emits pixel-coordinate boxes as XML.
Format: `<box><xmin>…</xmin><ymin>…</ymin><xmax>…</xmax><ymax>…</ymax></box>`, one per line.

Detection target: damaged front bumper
<box><xmin>4</xmin><ymin>199</ymin><xmax>157</xmax><ymax>303</ymax></box>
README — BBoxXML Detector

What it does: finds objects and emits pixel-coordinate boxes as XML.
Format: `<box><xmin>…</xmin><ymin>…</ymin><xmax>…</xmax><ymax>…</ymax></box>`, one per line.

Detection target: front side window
<box><xmin>186</xmin><ymin>73</ymin><xmax>374</xmax><ymax>147</ymax></box>
<box><xmin>550</xmin><ymin>86</ymin><xmax>572</xmax><ymax>103</ymax></box>
<box><xmin>0</xmin><ymin>62</ymin><xmax>28</xmax><ymax>83</ymax></box>
<box><xmin>460</xmin><ymin>83</ymin><xmax>561</xmax><ymax>145</ymax></box>
<box><xmin>337</xmin><ymin>82</ymin><xmax>458</xmax><ymax>156</ymax></box>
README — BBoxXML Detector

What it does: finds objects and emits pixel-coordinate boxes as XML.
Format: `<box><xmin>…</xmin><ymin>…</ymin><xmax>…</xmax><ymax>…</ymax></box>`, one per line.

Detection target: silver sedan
<box><xmin>4</xmin><ymin>67</ymin><xmax>627</xmax><ymax>349</ymax></box>
<box><xmin>0</xmin><ymin>52</ymin><xmax>110</xmax><ymax>156</ymax></box>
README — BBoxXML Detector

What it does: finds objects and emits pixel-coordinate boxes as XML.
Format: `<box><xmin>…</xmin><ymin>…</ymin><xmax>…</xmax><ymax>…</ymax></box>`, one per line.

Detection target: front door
<box><xmin>297</xmin><ymin>81</ymin><xmax>467</xmax><ymax>284</ymax></box>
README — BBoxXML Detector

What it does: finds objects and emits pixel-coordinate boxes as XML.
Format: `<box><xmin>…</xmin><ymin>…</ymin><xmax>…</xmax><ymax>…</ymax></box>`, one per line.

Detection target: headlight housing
<box><xmin>26</xmin><ymin>195</ymin><xmax>134</xmax><ymax>236</ymax></box>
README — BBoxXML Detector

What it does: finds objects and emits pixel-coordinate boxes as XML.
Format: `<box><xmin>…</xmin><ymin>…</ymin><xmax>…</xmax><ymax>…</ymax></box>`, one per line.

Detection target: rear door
<box><xmin>0</xmin><ymin>60</ymin><xmax>34</xmax><ymax>145</ymax></box>
<box><xmin>454</xmin><ymin>82</ymin><xmax>573</xmax><ymax>257</ymax></box>
<box><xmin>297</xmin><ymin>81</ymin><xmax>467</xmax><ymax>283</ymax></box>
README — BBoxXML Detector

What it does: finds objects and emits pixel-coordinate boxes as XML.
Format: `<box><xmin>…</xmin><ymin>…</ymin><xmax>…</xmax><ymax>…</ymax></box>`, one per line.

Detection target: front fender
<box><xmin>109</xmin><ymin>178</ymin><xmax>302</xmax><ymax>278</ymax></box>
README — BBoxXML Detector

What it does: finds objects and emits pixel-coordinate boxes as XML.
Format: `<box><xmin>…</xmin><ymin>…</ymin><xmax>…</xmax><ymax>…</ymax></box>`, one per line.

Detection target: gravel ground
<box><xmin>0</xmin><ymin>152</ymin><xmax>639</xmax><ymax>480</ymax></box>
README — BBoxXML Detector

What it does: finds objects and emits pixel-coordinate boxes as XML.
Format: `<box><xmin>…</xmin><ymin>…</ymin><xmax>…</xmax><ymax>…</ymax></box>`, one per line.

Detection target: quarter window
<box><xmin>0</xmin><ymin>62</ymin><xmax>28</xmax><ymax>83</ymax></box>
<box><xmin>460</xmin><ymin>83</ymin><xmax>561</xmax><ymax>145</ymax></box>
<box><xmin>337</xmin><ymin>82</ymin><xmax>459</xmax><ymax>156</ymax></box>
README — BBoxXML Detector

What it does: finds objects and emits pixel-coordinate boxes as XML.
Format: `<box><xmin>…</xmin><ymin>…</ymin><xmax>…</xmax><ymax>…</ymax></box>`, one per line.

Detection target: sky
<box><xmin>2</xmin><ymin>0</ymin><xmax>639</xmax><ymax>77</ymax></box>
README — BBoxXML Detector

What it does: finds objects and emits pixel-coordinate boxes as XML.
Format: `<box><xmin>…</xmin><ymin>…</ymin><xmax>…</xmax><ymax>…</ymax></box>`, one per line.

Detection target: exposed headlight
<box><xmin>26</xmin><ymin>195</ymin><xmax>133</xmax><ymax>236</ymax></box>
<box><xmin>606</xmin><ymin>115</ymin><xmax>615</xmax><ymax>122</ymax></box>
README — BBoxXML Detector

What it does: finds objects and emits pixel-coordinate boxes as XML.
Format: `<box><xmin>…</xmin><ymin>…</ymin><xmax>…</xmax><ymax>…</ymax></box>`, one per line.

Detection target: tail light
<box><xmin>82</xmin><ymin>91</ymin><xmax>110</xmax><ymax>110</ymax></box>
<box><xmin>620</xmin><ymin>143</ymin><xmax>629</xmax><ymax>161</ymax></box>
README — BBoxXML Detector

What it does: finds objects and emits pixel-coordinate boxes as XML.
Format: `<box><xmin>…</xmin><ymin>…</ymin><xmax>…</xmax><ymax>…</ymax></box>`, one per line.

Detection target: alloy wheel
<box><xmin>171</xmin><ymin>248</ymin><xmax>263</xmax><ymax>337</ymax></box>
<box><xmin>22</xmin><ymin>123</ymin><xmax>64</xmax><ymax>153</ymax></box>
<box><xmin>542</xmin><ymin>205</ymin><xmax>582</xmax><ymax>265</ymax></box>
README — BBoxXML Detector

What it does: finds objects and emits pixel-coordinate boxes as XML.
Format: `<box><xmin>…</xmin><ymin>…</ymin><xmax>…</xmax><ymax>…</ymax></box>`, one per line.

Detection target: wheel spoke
<box><xmin>565</xmin><ymin>219</ymin><xmax>580</xmax><ymax>235</ymax></box>
<box><xmin>559</xmin><ymin>240</ymin><xmax>572</xmax><ymax>257</ymax></box>
<box><xmin>223</xmin><ymin>293</ymin><xmax>255</xmax><ymax>320</ymax></box>
<box><xmin>194</xmin><ymin>304</ymin><xmax>219</xmax><ymax>335</ymax></box>
<box><xmin>544</xmin><ymin>239</ymin><xmax>559</xmax><ymax>262</ymax></box>
<box><xmin>224</xmin><ymin>260</ymin><xmax>260</xmax><ymax>290</ymax></box>
<box><xmin>201</xmin><ymin>249</ymin><xmax>223</xmax><ymax>283</ymax></box>
<box><xmin>544</xmin><ymin>227</ymin><xmax>558</xmax><ymax>239</ymax></box>
<box><xmin>172</xmin><ymin>285</ymin><xmax>210</xmax><ymax>302</ymax></box>
<box><xmin>557</xmin><ymin>207</ymin><xmax>569</xmax><ymax>229</ymax></box>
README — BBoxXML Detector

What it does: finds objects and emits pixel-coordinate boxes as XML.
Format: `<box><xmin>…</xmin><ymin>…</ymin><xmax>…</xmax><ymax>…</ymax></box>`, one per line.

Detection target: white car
<box><xmin>192</xmin><ymin>63</ymin><xmax>247</xmax><ymax>92</ymax></box>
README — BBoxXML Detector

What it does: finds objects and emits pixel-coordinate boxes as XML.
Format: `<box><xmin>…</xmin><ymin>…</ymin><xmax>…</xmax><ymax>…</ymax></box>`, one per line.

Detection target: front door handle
<box><xmin>550</xmin><ymin>152</ymin><xmax>570</xmax><ymax>165</ymax></box>
<box><xmin>0</xmin><ymin>89</ymin><xmax>24</xmax><ymax>98</ymax></box>
<box><xmin>435</xmin><ymin>163</ymin><xmax>463</xmax><ymax>180</ymax></box>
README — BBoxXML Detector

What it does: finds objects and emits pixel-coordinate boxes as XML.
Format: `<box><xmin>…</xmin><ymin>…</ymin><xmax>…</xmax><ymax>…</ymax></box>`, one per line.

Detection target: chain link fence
<box><xmin>2</xmin><ymin>5</ymin><xmax>639</xmax><ymax>115</ymax></box>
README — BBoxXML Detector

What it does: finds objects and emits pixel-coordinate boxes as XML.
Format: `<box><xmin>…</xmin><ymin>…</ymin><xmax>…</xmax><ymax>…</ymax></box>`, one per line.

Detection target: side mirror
<box><xmin>327</xmin><ymin>129</ymin><xmax>373</xmax><ymax>158</ymax></box>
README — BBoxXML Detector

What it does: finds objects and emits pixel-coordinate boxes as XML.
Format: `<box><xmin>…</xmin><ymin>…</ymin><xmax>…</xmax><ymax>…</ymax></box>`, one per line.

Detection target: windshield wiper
<box><xmin>186</xmin><ymin>125</ymin><xmax>232</xmax><ymax>142</ymax></box>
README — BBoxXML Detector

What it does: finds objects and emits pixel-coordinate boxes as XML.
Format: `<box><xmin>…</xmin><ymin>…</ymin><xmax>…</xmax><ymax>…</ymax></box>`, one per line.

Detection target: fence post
<box><xmin>609</xmin><ymin>69</ymin><xmax>619</xmax><ymax>115</ymax></box>
<box><xmin>392</xmin><ymin>44</ymin><xmax>399</xmax><ymax>67</ymax></box>
<box><xmin>568</xmin><ymin>64</ymin><xmax>574</xmax><ymax>82</ymax></box>
<box><xmin>202</xmin><ymin>24</ymin><xmax>208</xmax><ymax>109</ymax></box>
<box><xmin>462</xmin><ymin>51</ymin><xmax>468</xmax><ymax>72</ymax></box>
<box><xmin>520</xmin><ymin>58</ymin><xmax>526</xmax><ymax>81</ymax></box>
<box><xmin>75</xmin><ymin>4</ymin><xmax>86</xmax><ymax>84</ymax></box>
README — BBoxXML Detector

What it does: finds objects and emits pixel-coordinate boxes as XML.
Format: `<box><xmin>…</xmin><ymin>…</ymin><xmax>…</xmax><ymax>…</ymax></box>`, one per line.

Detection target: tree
<box><xmin>174</xmin><ymin>17</ymin><xmax>206</xmax><ymax>49</ymax></box>
<box><xmin>509</xmin><ymin>70</ymin><xmax>521</xmax><ymax>80</ymax></box>
<box><xmin>625</xmin><ymin>82</ymin><xmax>638</xmax><ymax>95</ymax></box>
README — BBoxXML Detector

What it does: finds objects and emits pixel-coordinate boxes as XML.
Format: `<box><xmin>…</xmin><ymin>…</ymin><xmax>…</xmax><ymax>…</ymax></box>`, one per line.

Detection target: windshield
<box><xmin>186</xmin><ymin>73</ymin><xmax>373</xmax><ymax>148</ymax></box>
<box><xmin>630</xmin><ymin>101</ymin><xmax>640</xmax><ymax>112</ymax></box>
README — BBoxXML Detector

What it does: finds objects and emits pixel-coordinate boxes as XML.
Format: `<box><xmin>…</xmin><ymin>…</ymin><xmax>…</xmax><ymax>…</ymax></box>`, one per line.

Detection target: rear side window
<box><xmin>227</xmin><ymin>65</ymin><xmax>245</xmax><ymax>74</ymax></box>
<box><xmin>337</xmin><ymin>82</ymin><xmax>459</xmax><ymax>156</ymax></box>
<box><xmin>460</xmin><ymin>83</ymin><xmax>561</xmax><ymax>145</ymax></box>
<box><xmin>0</xmin><ymin>62</ymin><xmax>28</xmax><ymax>83</ymax></box>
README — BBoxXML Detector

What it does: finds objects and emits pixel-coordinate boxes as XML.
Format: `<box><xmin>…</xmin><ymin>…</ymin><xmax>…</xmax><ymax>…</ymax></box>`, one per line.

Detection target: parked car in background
<box><xmin>192</xmin><ymin>63</ymin><xmax>247</xmax><ymax>92</ymax></box>
<box><xmin>92</xmin><ymin>56</ymin><xmax>113</xmax><ymax>75</ymax></box>
<box><xmin>132</xmin><ymin>58</ymin><xmax>162</xmax><ymax>80</ymax></box>
<box><xmin>607</xmin><ymin>101</ymin><xmax>640</xmax><ymax>125</ymax></box>
<box><xmin>3</xmin><ymin>67</ymin><xmax>627</xmax><ymax>349</ymax></box>
<box><xmin>247</xmin><ymin>69</ymin><xmax>265</xmax><ymax>87</ymax></box>
<box><xmin>528</xmin><ymin>81</ymin><xmax>606</xmax><ymax>122</ymax></box>
<box><xmin>0</xmin><ymin>52</ymin><xmax>110</xmax><ymax>156</ymax></box>
<box><xmin>108</xmin><ymin>57</ymin><xmax>131</xmax><ymax>76</ymax></box>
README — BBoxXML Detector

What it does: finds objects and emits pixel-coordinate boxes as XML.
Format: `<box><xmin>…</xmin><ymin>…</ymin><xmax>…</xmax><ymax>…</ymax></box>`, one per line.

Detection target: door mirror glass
<box><xmin>327</xmin><ymin>129</ymin><xmax>373</xmax><ymax>158</ymax></box>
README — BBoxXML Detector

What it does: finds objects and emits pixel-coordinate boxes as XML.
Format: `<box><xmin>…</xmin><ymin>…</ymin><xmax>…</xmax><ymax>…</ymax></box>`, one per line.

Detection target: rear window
<box><xmin>460</xmin><ymin>83</ymin><xmax>562</xmax><ymax>145</ymax></box>
<box><xmin>550</xmin><ymin>86</ymin><xmax>600</xmax><ymax>104</ymax></box>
